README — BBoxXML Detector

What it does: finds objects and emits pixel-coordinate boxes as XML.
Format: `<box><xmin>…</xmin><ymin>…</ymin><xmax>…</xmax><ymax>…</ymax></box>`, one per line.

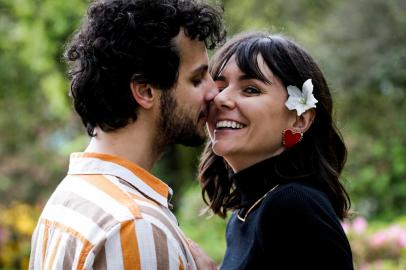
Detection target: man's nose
<box><xmin>205</xmin><ymin>75</ymin><xmax>219</xmax><ymax>102</ymax></box>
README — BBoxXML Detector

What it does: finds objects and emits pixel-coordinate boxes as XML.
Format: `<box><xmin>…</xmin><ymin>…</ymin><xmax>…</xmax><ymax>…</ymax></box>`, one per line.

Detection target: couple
<box><xmin>29</xmin><ymin>0</ymin><xmax>353</xmax><ymax>269</ymax></box>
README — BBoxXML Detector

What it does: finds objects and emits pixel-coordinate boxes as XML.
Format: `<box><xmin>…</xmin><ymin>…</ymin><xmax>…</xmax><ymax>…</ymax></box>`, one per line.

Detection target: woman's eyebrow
<box><xmin>238</xmin><ymin>74</ymin><xmax>272</xmax><ymax>84</ymax></box>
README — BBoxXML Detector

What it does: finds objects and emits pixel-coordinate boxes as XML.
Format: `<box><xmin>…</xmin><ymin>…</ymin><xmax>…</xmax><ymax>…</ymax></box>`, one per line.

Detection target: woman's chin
<box><xmin>211</xmin><ymin>143</ymin><xmax>227</xmax><ymax>157</ymax></box>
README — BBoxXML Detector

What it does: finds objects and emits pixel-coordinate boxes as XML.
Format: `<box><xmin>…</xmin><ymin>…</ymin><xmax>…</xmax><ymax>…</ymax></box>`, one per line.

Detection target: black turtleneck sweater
<box><xmin>220</xmin><ymin>156</ymin><xmax>354</xmax><ymax>270</ymax></box>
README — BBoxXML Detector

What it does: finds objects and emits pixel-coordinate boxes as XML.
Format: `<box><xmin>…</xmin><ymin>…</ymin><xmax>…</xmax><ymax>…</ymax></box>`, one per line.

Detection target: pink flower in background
<box><xmin>370</xmin><ymin>231</ymin><xmax>387</xmax><ymax>248</ymax></box>
<box><xmin>352</xmin><ymin>217</ymin><xmax>368</xmax><ymax>234</ymax></box>
<box><xmin>386</xmin><ymin>225</ymin><xmax>406</xmax><ymax>249</ymax></box>
<box><xmin>342</xmin><ymin>216</ymin><xmax>406</xmax><ymax>268</ymax></box>
<box><xmin>341</xmin><ymin>220</ymin><xmax>350</xmax><ymax>234</ymax></box>
<box><xmin>399</xmin><ymin>230</ymin><xmax>406</xmax><ymax>248</ymax></box>
<box><xmin>369</xmin><ymin>224</ymin><xmax>406</xmax><ymax>249</ymax></box>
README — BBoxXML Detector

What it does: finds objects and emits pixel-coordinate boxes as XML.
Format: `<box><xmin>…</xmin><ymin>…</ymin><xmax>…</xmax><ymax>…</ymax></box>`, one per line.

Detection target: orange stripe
<box><xmin>43</xmin><ymin>220</ymin><xmax>90</xmax><ymax>244</ymax></box>
<box><xmin>41</xmin><ymin>224</ymin><xmax>49</xmax><ymax>269</ymax></box>
<box><xmin>178</xmin><ymin>255</ymin><xmax>185</xmax><ymax>270</ymax></box>
<box><xmin>46</xmin><ymin>233</ymin><xmax>63</xmax><ymax>270</ymax></box>
<box><xmin>41</xmin><ymin>219</ymin><xmax>94</xmax><ymax>270</ymax></box>
<box><xmin>80</xmin><ymin>174</ymin><xmax>142</xmax><ymax>218</ymax></box>
<box><xmin>120</xmin><ymin>220</ymin><xmax>140</xmax><ymax>270</ymax></box>
<box><xmin>76</xmin><ymin>241</ymin><xmax>93</xmax><ymax>270</ymax></box>
<box><xmin>71</xmin><ymin>152</ymin><xmax>169</xmax><ymax>198</ymax></box>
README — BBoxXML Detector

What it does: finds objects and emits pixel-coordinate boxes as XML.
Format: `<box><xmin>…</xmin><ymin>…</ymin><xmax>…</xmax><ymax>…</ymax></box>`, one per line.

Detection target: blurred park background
<box><xmin>0</xmin><ymin>0</ymin><xmax>405</xmax><ymax>269</ymax></box>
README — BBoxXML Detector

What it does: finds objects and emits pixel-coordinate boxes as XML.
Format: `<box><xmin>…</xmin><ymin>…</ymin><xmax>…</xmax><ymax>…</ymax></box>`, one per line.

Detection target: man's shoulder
<box><xmin>31</xmin><ymin>174</ymin><xmax>190</xmax><ymax>270</ymax></box>
<box><xmin>40</xmin><ymin>173</ymin><xmax>181</xmax><ymax>239</ymax></box>
<box><xmin>37</xmin><ymin>175</ymin><xmax>140</xmax><ymax>239</ymax></box>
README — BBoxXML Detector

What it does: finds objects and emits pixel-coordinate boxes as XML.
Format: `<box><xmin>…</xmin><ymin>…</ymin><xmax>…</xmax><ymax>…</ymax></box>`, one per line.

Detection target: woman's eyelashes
<box><xmin>214</xmin><ymin>83</ymin><xmax>262</xmax><ymax>95</ymax></box>
<box><xmin>215</xmin><ymin>81</ymin><xmax>226</xmax><ymax>92</ymax></box>
<box><xmin>243</xmin><ymin>85</ymin><xmax>261</xmax><ymax>95</ymax></box>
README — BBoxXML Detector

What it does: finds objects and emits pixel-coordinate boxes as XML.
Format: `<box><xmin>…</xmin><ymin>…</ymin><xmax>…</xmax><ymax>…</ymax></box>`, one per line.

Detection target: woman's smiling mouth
<box><xmin>215</xmin><ymin>120</ymin><xmax>246</xmax><ymax>129</ymax></box>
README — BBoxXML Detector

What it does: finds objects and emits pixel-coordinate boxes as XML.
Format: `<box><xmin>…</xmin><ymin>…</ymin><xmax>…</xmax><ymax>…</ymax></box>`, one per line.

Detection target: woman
<box><xmin>194</xmin><ymin>32</ymin><xmax>354</xmax><ymax>269</ymax></box>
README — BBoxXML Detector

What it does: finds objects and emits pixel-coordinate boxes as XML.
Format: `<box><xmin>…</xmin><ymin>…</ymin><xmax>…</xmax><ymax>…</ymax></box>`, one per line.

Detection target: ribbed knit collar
<box><xmin>231</xmin><ymin>151</ymin><xmax>313</xmax><ymax>207</ymax></box>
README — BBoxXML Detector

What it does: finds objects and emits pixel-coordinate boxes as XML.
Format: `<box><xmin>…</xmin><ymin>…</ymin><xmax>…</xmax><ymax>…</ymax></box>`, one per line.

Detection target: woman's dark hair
<box><xmin>65</xmin><ymin>0</ymin><xmax>225</xmax><ymax>136</ymax></box>
<box><xmin>198</xmin><ymin>32</ymin><xmax>350</xmax><ymax>219</ymax></box>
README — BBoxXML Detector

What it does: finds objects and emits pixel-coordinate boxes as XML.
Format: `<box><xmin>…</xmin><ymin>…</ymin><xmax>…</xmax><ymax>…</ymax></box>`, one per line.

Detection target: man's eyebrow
<box><xmin>191</xmin><ymin>64</ymin><xmax>209</xmax><ymax>76</ymax></box>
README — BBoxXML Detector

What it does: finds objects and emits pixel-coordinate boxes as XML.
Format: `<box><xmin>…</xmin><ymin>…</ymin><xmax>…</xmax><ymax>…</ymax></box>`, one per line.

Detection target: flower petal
<box><xmin>303</xmin><ymin>79</ymin><xmax>318</xmax><ymax>108</ymax></box>
<box><xmin>295</xmin><ymin>104</ymin><xmax>306</xmax><ymax>116</ymax></box>
<box><xmin>287</xmin><ymin>85</ymin><xmax>303</xmax><ymax>98</ymax></box>
<box><xmin>307</xmin><ymin>96</ymin><xmax>318</xmax><ymax>108</ymax></box>
<box><xmin>285</xmin><ymin>79</ymin><xmax>318</xmax><ymax>115</ymax></box>
<box><xmin>302</xmin><ymin>79</ymin><xmax>313</xmax><ymax>95</ymax></box>
<box><xmin>285</xmin><ymin>96</ymin><xmax>301</xmax><ymax>111</ymax></box>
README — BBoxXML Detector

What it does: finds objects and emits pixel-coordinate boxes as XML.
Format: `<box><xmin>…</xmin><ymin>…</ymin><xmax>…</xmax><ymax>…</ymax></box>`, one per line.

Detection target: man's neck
<box><xmin>85</xmin><ymin>122</ymin><xmax>161</xmax><ymax>171</ymax></box>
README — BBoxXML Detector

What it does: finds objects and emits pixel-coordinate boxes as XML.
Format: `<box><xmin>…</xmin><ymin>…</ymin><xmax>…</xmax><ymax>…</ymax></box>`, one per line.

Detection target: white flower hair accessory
<box><xmin>285</xmin><ymin>79</ymin><xmax>318</xmax><ymax>116</ymax></box>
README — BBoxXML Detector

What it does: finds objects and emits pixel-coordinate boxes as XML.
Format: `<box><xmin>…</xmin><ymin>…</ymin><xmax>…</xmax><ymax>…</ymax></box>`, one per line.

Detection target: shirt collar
<box><xmin>67</xmin><ymin>152</ymin><xmax>172</xmax><ymax>208</ymax></box>
<box><xmin>232</xmin><ymin>149</ymin><xmax>314</xmax><ymax>206</ymax></box>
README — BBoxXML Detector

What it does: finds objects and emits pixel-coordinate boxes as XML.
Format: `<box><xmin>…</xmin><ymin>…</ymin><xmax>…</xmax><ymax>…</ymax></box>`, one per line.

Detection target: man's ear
<box><xmin>130</xmin><ymin>81</ymin><xmax>156</xmax><ymax>109</ymax></box>
<box><xmin>292</xmin><ymin>109</ymin><xmax>316</xmax><ymax>132</ymax></box>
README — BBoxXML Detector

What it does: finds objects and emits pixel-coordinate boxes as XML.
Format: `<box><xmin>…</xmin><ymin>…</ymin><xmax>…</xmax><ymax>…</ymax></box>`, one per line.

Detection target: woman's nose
<box><xmin>213</xmin><ymin>87</ymin><xmax>235</xmax><ymax>109</ymax></box>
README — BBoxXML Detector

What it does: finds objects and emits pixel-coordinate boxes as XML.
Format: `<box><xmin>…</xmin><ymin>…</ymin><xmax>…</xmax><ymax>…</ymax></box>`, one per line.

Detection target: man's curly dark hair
<box><xmin>65</xmin><ymin>0</ymin><xmax>225</xmax><ymax>136</ymax></box>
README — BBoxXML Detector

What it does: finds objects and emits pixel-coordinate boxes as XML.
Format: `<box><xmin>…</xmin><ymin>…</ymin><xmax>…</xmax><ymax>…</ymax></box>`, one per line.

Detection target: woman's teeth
<box><xmin>216</xmin><ymin>120</ymin><xmax>245</xmax><ymax>129</ymax></box>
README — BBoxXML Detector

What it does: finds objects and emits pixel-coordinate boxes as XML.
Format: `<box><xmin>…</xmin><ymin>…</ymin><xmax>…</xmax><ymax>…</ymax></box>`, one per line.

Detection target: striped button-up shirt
<box><xmin>29</xmin><ymin>152</ymin><xmax>197</xmax><ymax>270</ymax></box>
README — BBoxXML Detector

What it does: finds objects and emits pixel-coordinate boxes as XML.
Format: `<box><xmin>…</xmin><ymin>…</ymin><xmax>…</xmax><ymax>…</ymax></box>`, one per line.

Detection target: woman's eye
<box><xmin>244</xmin><ymin>86</ymin><xmax>261</xmax><ymax>94</ymax></box>
<box><xmin>215</xmin><ymin>82</ymin><xmax>226</xmax><ymax>92</ymax></box>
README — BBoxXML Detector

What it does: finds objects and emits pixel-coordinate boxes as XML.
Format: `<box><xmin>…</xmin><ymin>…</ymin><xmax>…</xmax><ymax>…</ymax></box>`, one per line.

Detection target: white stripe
<box><xmin>141</xmin><ymin>214</ymin><xmax>186</xmax><ymax>261</ymax></box>
<box><xmin>162</xmin><ymin>207</ymin><xmax>180</xmax><ymax>225</ymax></box>
<box><xmin>59</xmin><ymin>175</ymin><xmax>135</xmax><ymax>222</ymax></box>
<box><xmin>168</xmin><ymin>235</ymin><xmax>180</xmax><ymax>270</ymax></box>
<box><xmin>111</xmin><ymin>174</ymin><xmax>174</xmax><ymax>206</ymax></box>
<box><xmin>84</xmin><ymin>248</ymin><xmax>96</xmax><ymax>270</ymax></box>
<box><xmin>136</xmin><ymin>221</ymin><xmax>157</xmax><ymax>269</ymax></box>
<box><xmin>70</xmin><ymin>240</ymin><xmax>83</xmax><ymax>270</ymax></box>
<box><xmin>68</xmin><ymin>157</ymin><xmax>169</xmax><ymax>206</ymax></box>
<box><xmin>113</xmin><ymin>178</ymin><xmax>178</xmax><ymax>227</ymax></box>
<box><xmin>50</xmin><ymin>233</ymin><xmax>69</xmax><ymax>270</ymax></box>
<box><xmin>105</xmin><ymin>224</ymin><xmax>125</xmax><ymax>269</ymax></box>
<box><xmin>133</xmin><ymin>198</ymin><xmax>194</xmax><ymax>263</ymax></box>
<box><xmin>104</xmin><ymin>174</ymin><xmax>147</xmax><ymax>202</ymax></box>
<box><xmin>134</xmin><ymin>199</ymin><xmax>185</xmax><ymax>245</ymax></box>
<box><xmin>42</xmin><ymin>204</ymin><xmax>105</xmax><ymax>245</ymax></box>
<box><xmin>43</xmin><ymin>229</ymin><xmax>62</xmax><ymax>269</ymax></box>
<box><xmin>133</xmin><ymin>198</ymin><xmax>181</xmax><ymax>230</ymax></box>
<box><xmin>42</xmin><ymin>223</ymin><xmax>52</xmax><ymax>269</ymax></box>
<box><xmin>30</xmin><ymin>225</ymin><xmax>44</xmax><ymax>269</ymax></box>
<box><xmin>114</xmin><ymin>178</ymin><xmax>177</xmax><ymax>222</ymax></box>
<box><xmin>143</xmin><ymin>208</ymin><xmax>196</xmax><ymax>270</ymax></box>
<box><xmin>109</xmin><ymin>175</ymin><xmax>148</xmax><ymax>199</ymax></box>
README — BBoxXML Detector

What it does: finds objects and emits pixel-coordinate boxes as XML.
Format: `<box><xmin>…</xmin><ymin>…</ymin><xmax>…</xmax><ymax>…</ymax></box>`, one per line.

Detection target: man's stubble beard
<box><xmin>155</xmin><ymin>90</ymin><xmax>206</xmax><ymax>151</ymax></box>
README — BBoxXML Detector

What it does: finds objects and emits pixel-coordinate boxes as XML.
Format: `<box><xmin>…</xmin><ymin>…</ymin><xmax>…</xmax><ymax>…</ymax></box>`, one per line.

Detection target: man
<box><xmin>29</xmin><ymin>0</ymin><xmax>224</xmax><ymax>269</ymax></box>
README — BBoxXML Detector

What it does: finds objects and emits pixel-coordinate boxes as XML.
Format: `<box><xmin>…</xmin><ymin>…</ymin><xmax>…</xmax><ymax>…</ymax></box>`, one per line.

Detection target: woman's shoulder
<box><xmin>262</xmin><ymin>182</ymin><xmax>335</xmax><ymax>216</ymax></box>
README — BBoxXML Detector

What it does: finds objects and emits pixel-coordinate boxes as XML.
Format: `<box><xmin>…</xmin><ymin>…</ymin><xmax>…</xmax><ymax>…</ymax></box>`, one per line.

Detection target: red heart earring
<box><xmin>282</xmin><ymin>129</ymin><xmax>303</xmax><ymax>148</ymax></box>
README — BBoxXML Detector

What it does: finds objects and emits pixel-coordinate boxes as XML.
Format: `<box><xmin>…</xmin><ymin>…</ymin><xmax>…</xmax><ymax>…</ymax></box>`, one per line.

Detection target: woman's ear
<box><xmin>292</xmin><ymin>109</ymin><xmax>316</xmax><ymax>132</ymax></box>
<box><xmin>130</xmin><ymin>81</ymin><xmax>156</xmax><ymax>109</ymax></box>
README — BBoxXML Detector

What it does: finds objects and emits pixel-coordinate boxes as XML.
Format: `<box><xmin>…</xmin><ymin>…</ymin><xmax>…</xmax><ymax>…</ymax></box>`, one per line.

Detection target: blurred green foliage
<box><xmin>0</xmin><ymin>0</ymin><xmax>405</xmax><ymax>269</ymax></box>
<box><xmin>0</xmin><ymin>0</ymin><xmax>87</xmax><ymax>205</ymax></box>
<box><xmin>177</xmin><ymin>185</ymin><xmax>228</xmax><ymax>263</ymax></box>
